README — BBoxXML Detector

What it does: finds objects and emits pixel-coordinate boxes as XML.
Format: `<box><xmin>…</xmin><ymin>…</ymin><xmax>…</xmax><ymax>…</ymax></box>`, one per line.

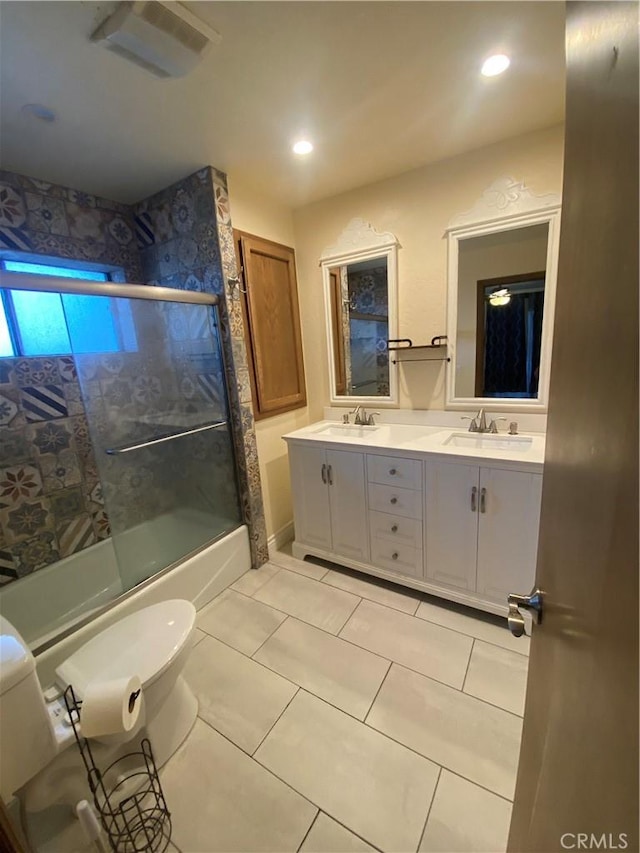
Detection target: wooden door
<box><xmin>424</xmin><ymin>460</ymin><xmax>479</xmax><ymax>591</ymax></box>
<box><xmin>236</xmin><ymin>232</ymin><xmax>307</xmax><ymax>418</ymax></box>
<box><xmin>289</xmin><ymin>444</ymin><xmax>332</xmax><ymax>551</ymax></box>
<box><xmin>508</xmin><ymin>3</ymin><xmax>639</xmax><ymax>850</ymax></box>
<box><xmin>327</xmin><ymin>449</ymin><xmax>369</xmax><ymax>562</ymax></box>
<box><xmin>475</xmin><ymin>467</ymin><xmax>542</xmax><ymax>604</ymax></box>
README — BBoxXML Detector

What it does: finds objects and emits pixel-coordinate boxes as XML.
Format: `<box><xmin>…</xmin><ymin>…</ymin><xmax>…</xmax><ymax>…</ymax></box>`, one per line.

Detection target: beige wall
<box><xmin>292</xmin><ymin>124</ymin><xmax>565</xmax><ymax>417</ymax></box>
<box><xmin>227</xmin><ymin>177</ymin><xmax>311</xmax><ymax>541</ymax></box>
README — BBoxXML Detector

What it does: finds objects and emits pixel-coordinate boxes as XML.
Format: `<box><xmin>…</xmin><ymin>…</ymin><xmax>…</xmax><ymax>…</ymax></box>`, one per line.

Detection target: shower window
<box><xmin>0</xmin><ymin>260</ymin><xmax>137</xmax><ymax>357</ymax></box>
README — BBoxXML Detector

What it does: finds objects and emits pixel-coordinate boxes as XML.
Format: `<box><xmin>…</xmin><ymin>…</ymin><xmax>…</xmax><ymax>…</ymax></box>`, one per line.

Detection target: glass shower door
<box><xmin>61</xmin><ymin>292</ymin><xmax>242</xmax><ymax>594</ymax></box>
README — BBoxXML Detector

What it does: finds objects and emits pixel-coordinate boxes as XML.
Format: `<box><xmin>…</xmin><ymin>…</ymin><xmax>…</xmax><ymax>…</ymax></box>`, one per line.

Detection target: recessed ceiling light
<box><xmin>292</xmin><ymin>140</ymin><xmax>313</xmax><ymax>155</ymax></box>
<box><xmin>481</xmin><ymin>54</ymin><xmax>510</xmax><ymax>77</ymax></box>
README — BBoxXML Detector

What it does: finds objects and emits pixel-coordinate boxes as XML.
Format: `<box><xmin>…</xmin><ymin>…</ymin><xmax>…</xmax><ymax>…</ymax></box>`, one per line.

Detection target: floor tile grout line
<box><xmin>251</xmin><ymin>684</ymin><xmax>301</xmax><ymax>758</ymax></box>
<box><xmin>416</xmin><ymin>765</ymin><xmax>442</xmax><ymax>852</ymax></box>
<box><xmin>349</xmin><ymin>597</ymin><xmax>514</xmax><ymax>656</ymax></box>
<box><xmin>197</xmin><ymin>594</ymin><xmax>524</xmax><ymax>720</ymax></box>
<box><xmin>231</xmin><ymin>564</ymin><xmax>283</xmax><ymax>597</ymax></box>
<box><xmin>461</xmin><ymin>637</ymin><xmax>475</xmax><ymax>693</ymax></box>
<box><xmin>274</xmin><ymin>547</ymin><xmax>529</xmax><ymax>657</ymax></box>
<box><xmin>363</xmin><ymin>659</ymin><xmax>393</xmax><ymax>725</ymax></box>
<box><xmin>198</xmin><ymin>687</ymin><xmax>513</xmax><ymax>832</ymax></box>
<box><xmin>305</xmin><ymin>810</ymin><xmax>385</xmax><ymax>853</ymax></box>
<box><xmin>295</xmin><ymin>809</ymin><xmax>320</xmax><ymax>853</ymax></box>
<box><xmin>320</xmin><ymin>572</ymin><xmax>424</xmax><ymax>617</ymax></box>
<box><xmin>195</xmin><ymin>713</ymin><xmax>323</xmax><ymax>817</ymax></box>
<box><xmin>261</xmin><ymin>553</ymin><xmax>530</xmax><ymax>659</ymax></box>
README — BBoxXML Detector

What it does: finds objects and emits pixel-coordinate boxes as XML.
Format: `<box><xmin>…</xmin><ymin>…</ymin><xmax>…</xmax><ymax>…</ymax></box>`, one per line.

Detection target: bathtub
<box><xmin>0</xmin><ymin>517</ymin><xmax>250</xmax><ymax>687</ymax></box>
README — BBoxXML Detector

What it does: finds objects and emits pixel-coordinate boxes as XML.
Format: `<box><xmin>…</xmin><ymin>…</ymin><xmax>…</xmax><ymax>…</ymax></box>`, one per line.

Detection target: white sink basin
<box><xmin>314</xmin><ymin>424</ymin><xmax>380</xmax><ymax>437</ymax></box>
<box><xmin>442</xmin><ymin>432</ymin><xmax>533</xmax><ymax>452</ymax></box>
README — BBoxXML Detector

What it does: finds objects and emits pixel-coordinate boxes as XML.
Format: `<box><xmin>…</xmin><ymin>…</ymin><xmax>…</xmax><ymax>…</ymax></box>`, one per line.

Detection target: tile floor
<box><xmin>162</xmin><ymin>544</ymin><xmax>530</xmax><ymax>853</ymax></box>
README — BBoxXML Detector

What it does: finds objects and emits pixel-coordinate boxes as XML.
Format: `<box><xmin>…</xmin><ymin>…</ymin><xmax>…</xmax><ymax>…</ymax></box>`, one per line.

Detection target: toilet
<box><xmin>0</xmin><ymin>599</ymin><xmax>198</xmax><ymax>810</ymax></box>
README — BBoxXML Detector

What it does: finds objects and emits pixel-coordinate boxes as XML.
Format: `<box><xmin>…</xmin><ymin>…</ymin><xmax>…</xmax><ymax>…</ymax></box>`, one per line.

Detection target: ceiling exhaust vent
<box><xmin>91</xmin><ymin>1</ymin><xmax>221</xmax><ymax>78</ymax></box>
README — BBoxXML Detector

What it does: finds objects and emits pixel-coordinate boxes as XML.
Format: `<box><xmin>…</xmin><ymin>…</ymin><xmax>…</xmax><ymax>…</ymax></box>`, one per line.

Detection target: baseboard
<box><xmin>267</xmin><ymin>521</ymin><xmax>294</xmax><ymax>553</ymax></box>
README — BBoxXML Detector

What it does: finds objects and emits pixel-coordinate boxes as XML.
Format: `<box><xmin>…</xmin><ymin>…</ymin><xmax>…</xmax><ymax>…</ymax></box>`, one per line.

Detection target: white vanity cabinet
<box><xmin>286</xmin><ymin>424</ymin><xmax>544</xmax><ymax>616</ymax></box>
<box><xmin>288</xmin><ymin>443</ymin><xmax>369</xmax><ymax>562</ymax></box>
<box><xmin>424</xmin><ymin>460</ymin><xmax>542</xmax><ymax>605</ymax></box>
<box><xmin>367</xmin><ymin>454</ymin><xmax>424</xmax><ymax>579</ymax></box>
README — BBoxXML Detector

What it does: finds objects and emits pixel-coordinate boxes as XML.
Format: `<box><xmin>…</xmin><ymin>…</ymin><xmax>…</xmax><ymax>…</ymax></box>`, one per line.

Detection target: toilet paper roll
<box><xmin>80</xmin><ymin>675</ymin><xmax>142</xmax><ymax>739</ymax></box>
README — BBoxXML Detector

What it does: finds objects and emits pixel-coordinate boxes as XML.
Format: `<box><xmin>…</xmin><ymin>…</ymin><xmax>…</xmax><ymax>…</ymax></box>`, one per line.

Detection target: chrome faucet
<box><xmin>348</xmin><ymin>406</ymin><xmax>379</xmax><ymax>425</ymax></box>
<box><xmin>462</xmin><ymin>408</ymin><xmax>505</xmax><ymax>434</ymax></box>
<box><xmin>350</xmin><ymin>405</ymin><xmax>365</xmax><ymax>425</ymax></box>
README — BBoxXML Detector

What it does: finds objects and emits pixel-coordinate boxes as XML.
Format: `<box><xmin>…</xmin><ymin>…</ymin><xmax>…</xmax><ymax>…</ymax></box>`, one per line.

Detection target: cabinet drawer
<box><xmin>369</xmin><ymin>510</ymin><xmax>422</xmax><ymax>548</ymax></box>
<box><xmin>371</xmin><ymin>537</ymin><xmax>423</xmax><ymax>578</ymax></box>
<box><xmin>368</xmin><ymin>483</ymin><xmax>422</xmax><ymax>519</ymax></box>
<box><xmin>367</xmin><ymin>454</ymin><xmax>422</xmax><ymax>489</ymax></box>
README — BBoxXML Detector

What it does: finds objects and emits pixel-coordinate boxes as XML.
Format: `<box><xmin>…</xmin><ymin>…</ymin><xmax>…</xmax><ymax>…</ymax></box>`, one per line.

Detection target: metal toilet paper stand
<box><xmin>64</xmin><ymin>685</ymin><xmax>172</xmax><ymax>853</ymax></box>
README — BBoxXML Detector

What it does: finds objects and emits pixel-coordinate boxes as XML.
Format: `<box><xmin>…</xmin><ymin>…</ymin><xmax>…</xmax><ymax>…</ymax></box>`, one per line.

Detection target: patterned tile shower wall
<box><xmin>0</xmin><ymin>173</ymin><xmax>141</xmax><ymax>582</ymax></box>
<box><xmin>134</xmin><ymin>167</ymin><xmax>268</xmax><ymax>566</ymax></box>
<box><xmin>0</xmin><ymin>168</ymin><xmax>268</xmax><ymax>584</ymax></box>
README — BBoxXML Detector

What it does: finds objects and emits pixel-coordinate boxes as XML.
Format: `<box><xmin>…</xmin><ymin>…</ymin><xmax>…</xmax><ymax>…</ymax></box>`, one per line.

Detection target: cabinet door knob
<box><xmin>389</xmin><ymin>468</ymin><xmax>397</xmax><ymax>475</ymax></box>
<box><xmin>392</xmin><ymin>552</ymin><xmax>399</xmax><ymax>560</ymax></box>
<box><xmin>390</xmin><ymin>496</ymin><xmax>398</xmax><ymax>504</ymax></box>
<box><xmin>391</xmin><ymin>524</ymin><xmax>398</xmax><ymax>533</ymax></box>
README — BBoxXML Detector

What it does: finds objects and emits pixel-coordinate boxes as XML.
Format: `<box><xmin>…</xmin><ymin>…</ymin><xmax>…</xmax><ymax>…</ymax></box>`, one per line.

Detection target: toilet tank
<box><xmin>0</xmin><ymin>616</ymin><xmax>56</xmax><ymax>800</ymax></box>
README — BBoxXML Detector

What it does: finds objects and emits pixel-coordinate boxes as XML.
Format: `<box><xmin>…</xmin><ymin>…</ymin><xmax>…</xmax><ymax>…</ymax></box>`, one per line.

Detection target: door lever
<box><xmin>507</xmin><ymin>588</ymin><xmax>544</xmax><ymax>637</ymax></box>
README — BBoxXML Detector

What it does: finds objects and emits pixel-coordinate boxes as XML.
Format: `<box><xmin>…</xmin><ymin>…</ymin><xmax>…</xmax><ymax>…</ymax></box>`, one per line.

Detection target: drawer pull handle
<box><xmin>389</xmin><ymin>468</ymin><xmax>397</xmax><ymax>475</ymax></box>
<box><xmin>392</xmin><ymin>552</ymin><xmax>399</xmax><ymax>560</ymax></box>
<box><xmin>321</xmin><ymin>464</ymin><xmax>327</xmax><ymax>484</ymax></box>
<box><xmin>391</xmin><ymin>524</ymin><xmax>398</xmax><ymax>533</ymax></box>
<box><xmin>470</xmin><ymin>486</ymin><xmax>477</xmax><ymax>512</ymax></box>
<box><xmin>390</xmin><ymin>497</ymin><xmax>398</xmax><ymax>505</ymax></box>
<box><xmin>480</xmin><ymin>487</ymin><xmax>487</xmax><ymax>513</ymax></box>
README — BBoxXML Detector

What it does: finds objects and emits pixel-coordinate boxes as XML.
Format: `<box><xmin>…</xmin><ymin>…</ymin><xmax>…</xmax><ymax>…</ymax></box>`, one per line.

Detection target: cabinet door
<box><xmin>425</xmin><ymin>461</ymin><xmax>479</xmax><ymax>591</ymax></box>
<box><xmin>289</xmin><ymin>444</ymin><xmax>332</xmax><ymax>550</ymax></box>
<box><xmin>327</xmin><ymin>449</ymin><xmax>369</xmax><ymax>562</ymax></box>
<box><xmin>476</xmin><ymin>467</ymin><xmax>542</xmax><ymax>604</ymax></box>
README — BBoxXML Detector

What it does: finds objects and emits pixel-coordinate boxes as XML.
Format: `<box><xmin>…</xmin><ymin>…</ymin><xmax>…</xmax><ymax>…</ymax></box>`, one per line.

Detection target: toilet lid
<box><xmin>56</xmin><ymin>599</ymin><xmax>196</xmax><ymax>696</ymax></box>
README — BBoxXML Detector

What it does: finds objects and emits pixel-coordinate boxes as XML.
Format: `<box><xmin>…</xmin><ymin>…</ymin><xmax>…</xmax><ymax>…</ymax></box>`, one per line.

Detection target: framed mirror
<box><xmin>445</xmin><ymin>178</ymin><xmax>561</xmax><ymax>412</ymax></box>
<box><xmin>320</xmin><ymin>219</ymin><xmax>399</xmax><ymax>406</ymax></box>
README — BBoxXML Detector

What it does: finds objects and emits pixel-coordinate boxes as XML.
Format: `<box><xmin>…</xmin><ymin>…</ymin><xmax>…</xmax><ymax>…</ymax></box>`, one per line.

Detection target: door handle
<box><xmin>479</xmin><ymin>487</ymin><xmax>487</xmax><ymax>513</ymax></box>
<box><xmin>327</xmin><ymin>464</ymin><xmax>333</xmax><ymax>486</ymax></box>
<box><xmin>507</xmin><ymin>588</ymin><xmax>544</xmax><ymax>637</ymax></box>
<box><xmin>321</xmin><ymin>463</ymin><xmax>327</xmax><ymax>484</ymax></box>
<box><xmin>470</xmin><ymin>486</ymin><xmax>477</xmax><ymax>512</ymax></box>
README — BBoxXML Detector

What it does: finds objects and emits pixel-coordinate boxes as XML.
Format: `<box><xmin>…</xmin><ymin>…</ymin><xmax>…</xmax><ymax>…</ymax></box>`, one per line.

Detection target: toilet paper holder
<box><xmin>64</xmin><ymin>685</ymin><xmax>172</xmax><ymax>853</ymax></box>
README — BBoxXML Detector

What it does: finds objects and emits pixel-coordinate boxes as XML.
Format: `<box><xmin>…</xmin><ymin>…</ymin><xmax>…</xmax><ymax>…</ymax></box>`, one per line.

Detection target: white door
<box><xmin>289</xmin><ymin>444</ymin><xmax>332</xmax><ymax>550</ymax></box>
<box><xmin>424</xmin><ymin>460</ymin><xmax>479</xmax><ymax>591</ymax></box>
<box><xmin>327</xmin><ymin>449</ymin><xmax>369</xmax><ymax>562</ymax></box>
<box><xmin>476</xmin><ymin>467</ymin><xmax>542</xmax><ymax>604</ymax></box>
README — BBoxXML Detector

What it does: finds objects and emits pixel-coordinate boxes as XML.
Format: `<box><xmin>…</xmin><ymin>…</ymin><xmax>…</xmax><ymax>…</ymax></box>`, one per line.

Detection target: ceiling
<box><xmin>0</xmin><ymin>1</ymin><xmax>565</xmax><ymax>208</ymax></box>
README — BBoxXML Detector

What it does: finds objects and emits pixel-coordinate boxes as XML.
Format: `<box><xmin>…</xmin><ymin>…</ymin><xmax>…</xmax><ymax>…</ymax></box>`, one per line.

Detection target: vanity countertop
<box><xmin>283</xmin><ymin>420</ymin><xmax>545</xmax><ymax>470</ymax></box>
